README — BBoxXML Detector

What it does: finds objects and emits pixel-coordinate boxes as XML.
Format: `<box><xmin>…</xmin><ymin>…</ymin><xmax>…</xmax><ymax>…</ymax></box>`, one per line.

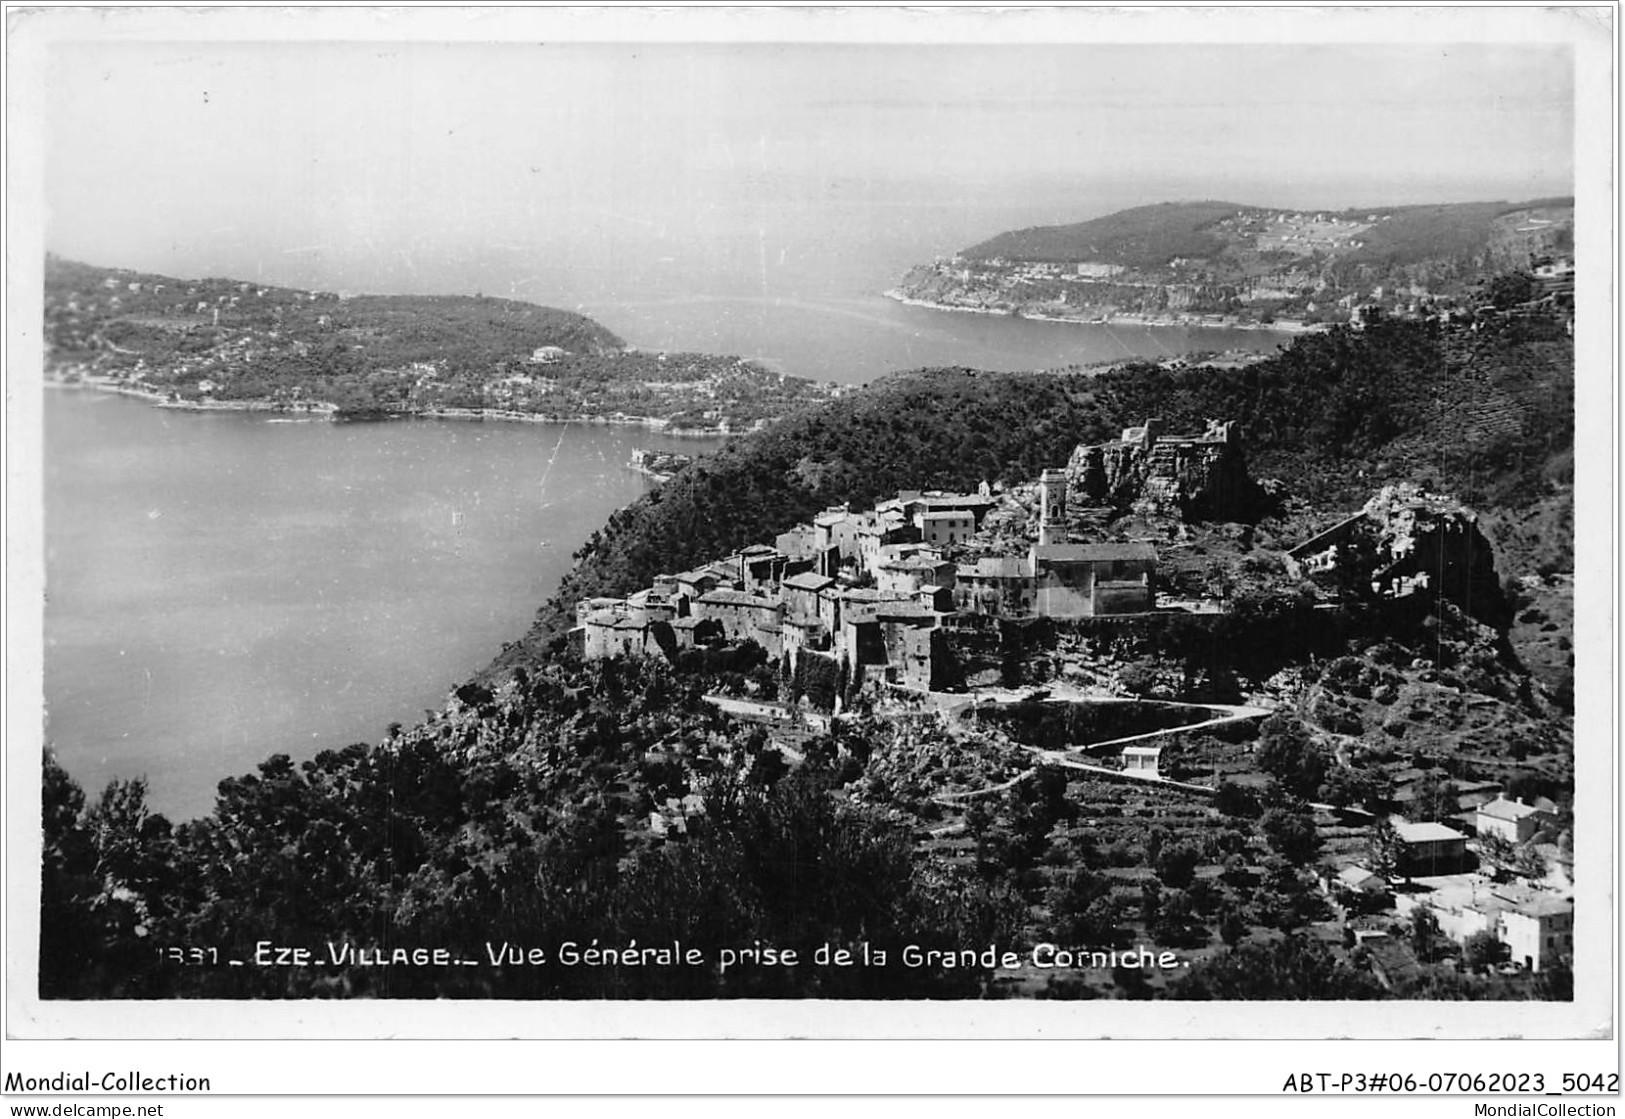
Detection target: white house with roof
<box><xmin>1495</xmin><ymin>890</ymin><xmax>1573</xmax><ymax>973</ymax></box>
<box><xmin>1475</xmin><ymin>795</ymin><xmax>1550</xmax><ymax>844</ymax></box>
<box><xmin>1121</xmin><ymin>744</ymin><xmax>1162</xmax><ymax>777</ymax></box>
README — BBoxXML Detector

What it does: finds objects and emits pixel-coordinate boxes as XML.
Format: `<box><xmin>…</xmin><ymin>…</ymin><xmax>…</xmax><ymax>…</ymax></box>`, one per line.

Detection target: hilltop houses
<box><xmin>571</xmin><ymin>478</ymin><xmax>1161</xmax><ymax>699</ymax></box>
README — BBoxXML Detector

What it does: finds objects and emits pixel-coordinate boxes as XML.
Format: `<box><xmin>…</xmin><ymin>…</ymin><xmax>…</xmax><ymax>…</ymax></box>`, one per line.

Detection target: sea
<box><xmin>42</xmin><ymin>393</ymin><xmax>722</xmax><ymax>819</ymax></box>
<box><xmin>41</xmin><ymin>204</ymin><xmax>1291</xmax><ymax>820</ymax></box>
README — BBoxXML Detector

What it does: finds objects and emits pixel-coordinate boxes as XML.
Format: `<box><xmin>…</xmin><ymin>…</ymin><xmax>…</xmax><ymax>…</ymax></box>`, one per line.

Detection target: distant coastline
<box><xmin>882</xmin><ymin>289</ymin><xmax>1330</xmax><ymax>335</ymax></box>
<box><xmin>46</xmin><ymin>374</ymin><xmax>746</xmax><ymax>437</ymax></box>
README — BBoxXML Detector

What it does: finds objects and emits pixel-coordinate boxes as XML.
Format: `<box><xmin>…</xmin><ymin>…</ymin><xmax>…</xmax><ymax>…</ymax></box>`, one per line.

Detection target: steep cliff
<box><xmin>1066</xmin><ymin>418</ymin><xmax>1263</xmax><ymax>522</ymax></box>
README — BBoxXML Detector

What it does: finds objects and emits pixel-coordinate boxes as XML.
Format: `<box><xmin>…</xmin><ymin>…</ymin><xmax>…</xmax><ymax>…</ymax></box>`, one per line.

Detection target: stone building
<box><xmin>1038</xmin><ymin>468</ymin><xmax>1068</xmax><ymax>545</ymax></box>
<box><xmin>734</xmin><ymin>544</ymin><xmax>785</xmax><ymax>591</ymax></box>
<box><xmin>693</xmin><ymin>589</ymin><xmax>785</xmax><ymax>646</ymax></box>
<box><xmin>920</xmin><ymin>509</ymin><xmax>974</xmax><ymax>547</ymax></box>
<box><xmin>902</xmin><ymin>493</ymin><xmax>997</xmax><ymax>531</ymax></box>
<box><xmin>671</xmin><ymin>568</ymin><xmax>724</xmax><ymax>610</ymax></box>
<box><xmin>954</xmin><ymin>556</ymin><xmax>1034</xmax><ymax>617</ymax></box>
<box><xmin>1030</xmin><ymin>542</ymin><xmax>1156</xmax><ymax>617</ymax></box>
<box><xmin>876</xmin><ymin>553</ymin><xmax>955</xmax><ymax>598</ymax></box>
<box><xmin>837</xmin><ymin>597</ymin><xmax>942</xmax><ymax>691</ymax></box>
<box><xmin>775</xmin><ymin>523</ymin><xmax>819</xmax><ymax>562</ymax></box>
<box><xmin>782</xmin><ymin>571</ymin><xmax>839</xmax><ymax>629</ymax></box>
<box><xmin>578</xmin><ymin>609</ymin><xmax>652</xmax><ymax>660</ymax></box>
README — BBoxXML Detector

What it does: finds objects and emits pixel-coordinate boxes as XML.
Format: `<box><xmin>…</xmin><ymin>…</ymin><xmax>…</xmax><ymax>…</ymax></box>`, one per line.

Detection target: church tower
<box><xmin>1039</xmin><ymin>468</ymin><xmax>1068</xmax><ymax>545</ymax></box>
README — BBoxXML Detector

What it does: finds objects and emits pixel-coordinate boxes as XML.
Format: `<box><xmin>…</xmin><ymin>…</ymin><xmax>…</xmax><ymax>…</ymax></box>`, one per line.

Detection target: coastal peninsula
<box><xmin>891</xmin><ymin>198</ymin><xmax>1574</xmax><ymax>333</ymax></box>
<box><xmin>45</xmin><ymin>256</ymin><xmax>843</xmax><ymax>433</ymax></box>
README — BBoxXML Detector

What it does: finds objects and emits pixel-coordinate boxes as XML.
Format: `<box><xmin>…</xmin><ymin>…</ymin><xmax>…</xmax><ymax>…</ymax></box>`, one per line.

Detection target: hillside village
<box><xmin>893</xmin><ymin>199</ymin><xmax>1576</xmax><ymax>333</ymax></box>
<box><xmin>563</xmin><ymin>416</ymin><xmax>1573</xmax><ymax>992</ymax></box>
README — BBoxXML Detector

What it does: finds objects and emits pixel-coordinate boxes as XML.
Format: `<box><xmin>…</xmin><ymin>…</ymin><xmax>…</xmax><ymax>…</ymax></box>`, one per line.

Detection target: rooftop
<box><xmin>883</xmin><ymin>555</ymin><xmax>951</xmax><ymax>572</ymax></box>
<box><xmin>965</xmin><ymin>557</ymin><xmax>1029</xmax><ymax>579</ymax></box>
<box><xmin>1509</xmin><ymin>895</ymin><xmax>1574</xmax><ymax>918</ymax></box>
<box><xmin>1491</xmin><ymin>886</ymin><xmax>1573</xmax><ymax>918</ymax></box>
<box><xmin>841</xmin><ymin>588</ymin><xmax>912</xmax><ymax>603</ymax></box>
<box><xmin>1337</xmin><ymin>865</ymin><xmax>1384</xmax><ymax>889</ymax></box>
<box><xmin>697</xmin><ymin>589</ymin><xmax>783</xmax><ymax>609</ymax></box>
<box><xmin>875</xmin><ymin>602</ymin><xmax>939</xmax><ymax>621</ymax></box>
<box><xmin>783</xmin><ymin>572</ymin><xmax>837</xmax><ymax>592</ymax></box>
<box><xmin>1477</xmin><ymin>796</ymin><xmax>1546</xmax><ymax>822</ymax></box>
<box><xmin>916</xmin><ymin>493</ymin><xmax>996</xmax><ymax>509</ymax></box>
<box><xmin>1033</xmin><ymin>542</ymin><xmax>1157</xmax><ymax>563</ymax></box>
<box><xmin>1395</xmin><ymin>820</ymin><xmax>1468</xmax><ymax>844</ymax></box>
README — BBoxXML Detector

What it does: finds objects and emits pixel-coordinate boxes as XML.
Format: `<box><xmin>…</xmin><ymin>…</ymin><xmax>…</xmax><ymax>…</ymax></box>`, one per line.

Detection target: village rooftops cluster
<box><xmin>572</xmin><ymin>480</ymin><xmax>1161</xmax><ymax>694</ymax></box>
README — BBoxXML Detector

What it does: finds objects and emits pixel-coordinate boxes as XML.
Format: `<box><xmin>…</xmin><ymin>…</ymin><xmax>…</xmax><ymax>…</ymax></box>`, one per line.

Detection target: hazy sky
<box><xmin>44</xmin><ymin>39</ymin><xmax>1574</xmax><ymax>298</ymax></box>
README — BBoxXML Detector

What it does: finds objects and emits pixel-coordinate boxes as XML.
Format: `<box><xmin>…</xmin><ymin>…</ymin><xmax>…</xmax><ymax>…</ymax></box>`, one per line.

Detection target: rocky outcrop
<box><xmin>1358</xmin><ymin>485</ymin><xmax>1510</xmax><ymax>630</ymax></box>
<box><xmin>1066</xmin><ymin>417</ymin><xmax>1262</xmax><ymax>522</ymax></box>
<box><xmin>1286</xmin><ymin>484</ymin><xmax>1510</xmax><ymax>631</ymax></box>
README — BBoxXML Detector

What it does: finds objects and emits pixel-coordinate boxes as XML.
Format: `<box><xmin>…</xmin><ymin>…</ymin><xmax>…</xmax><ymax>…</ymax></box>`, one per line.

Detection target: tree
<box><xmin>749</xmin><ymin>746</ymin><xmax>789</xmax><ymax>787</ymax></box>
<box><xmin>1154</xmin><ymin>841</ymin><xmax>1201</xmax><ymax>891</ymax></box>
<box><xmin>1175</xmin><ymin>936</ymin><xmax>1385</xmax><ymax>1000</ymax></box>
<box><xmin>1408</xmin><ymin>772</ymin><xmax>1460</xmax><ymax>824</ymax></box>
<box><xmin>1533</xmin><ymin>959</ymin><xmax>1573</xmax><ymax>1001</ymax></box>
<box><xmin>1151</xmin><ymin>888</ymin><xmax>1208</xmax><ymax>948</ymax></box>
<box><xmin>1409</xmin><ymin>906</ymin><xmax>1444</xmax><ymax>963</ymax></box>
<box><xmin>1139</xmin><ymin>878</ymin><xmax>1162</xmax><ymax>925</ymax></box>
<box><xmin>1143</xmin><ymin>826</ymin><xmax>1168</xmax><ymax>871</ymax></box>
<box><xmin>40</xmin><ymin>752</ymin><xmax>99</xmax><ymax>997</ymax></box>
<box><xmin>1476</xmin><ymin>832</ymin><xmax>1520</xmax><ymax>877</ymax></box>
<box><xmin>1513</xmin><ymin>845</ymin><xmax>1548</xmax><ymax>882</ymax></box>
<box><xmin>1047</xmin><ymin>869</ymin><xmax>1116</xmax><ymax>944</ymax></box>
<box><xmin>1321</xmin><ymin>765</ymin><xmax>1393</xmax><ymax>812</ymax></box>
<box><xmin>1484</xmin><ymin>271</ymin><xmax>1537</xmax><ymax>310</ymax></box>
<box><xmin>1254</xmin><ymin>717</ymin><xmax>1329</xmax><ymax>800</ymax></box>
<box><xmin>1214</xmin><ymin>780</ymin><xmax>1261</xmax><ymax>819</ymax></box>
<box><xmin>1463</xmin><ymin>930</ymin><xmax>1510</xmax><ymax>972</ymax></box>
<box><xmin>1261</xmin><ymin>802</ymin><xmax>1322</xmax><ymax>864</ymax></box>
<box><xmin>1366</xmin><ymin>817</ymin><xmax>1403</xmax><ymax>884</ymax></box>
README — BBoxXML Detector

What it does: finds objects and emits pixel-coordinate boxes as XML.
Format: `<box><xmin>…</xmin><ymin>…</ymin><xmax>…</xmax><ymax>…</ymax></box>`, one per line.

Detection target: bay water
<box><xmin>43</xmin><ymin>390</ymin><xmax>721</xmax><ymax>819</ymax></box>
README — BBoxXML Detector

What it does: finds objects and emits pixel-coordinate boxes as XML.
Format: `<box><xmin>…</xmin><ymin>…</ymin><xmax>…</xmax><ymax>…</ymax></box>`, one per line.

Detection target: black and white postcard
<box><xmin>3</xmin><ymin>4</ymin><xmax>1615</xmax><ymax>1097</ymax></box>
